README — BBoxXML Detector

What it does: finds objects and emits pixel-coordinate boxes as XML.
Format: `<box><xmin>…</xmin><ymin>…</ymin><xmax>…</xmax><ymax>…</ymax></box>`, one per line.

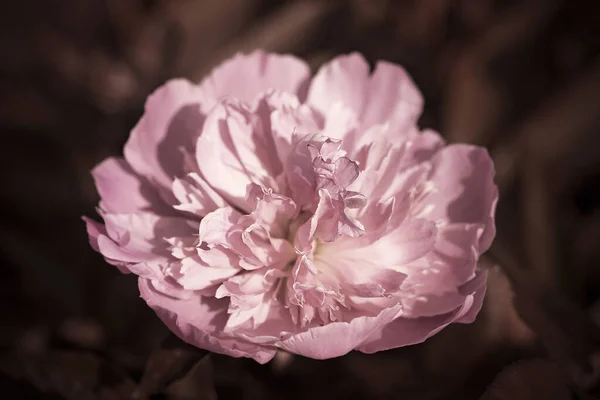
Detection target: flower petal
<box><xmin>307</xmin><ymin>53</ymin><xmax>422</xmax><ymax>137</ymax></box>
<box><xmin>333</xmin><ymin>218</ymin><xmax>437</xmax><ymax>267</ymax></box>
<box><xmin>360</xmin><ymin>60</ymin><xmax>423</xmax><ymax>129</ymax></box>
<box><xmin>170</xmin><ymin>252</ymin><xmax>240</xmax><ymax>291</ymax></box>
<box><xmin>139</xmin><ymin>278</ymin><xmax>276</xmax><ymax>363</ymax></box>
<box><xmin>172</xmin><ymin>172</ymin><xmax>227</xmax><ymax>217</ymax></box>
<box><xmin>422</xmin><ymin>145</ymin><xmax>498</xmax><ymax>252</ymax></box>
<box><xmin>198</xmin><ymin>207</ymin><xmax>242</xmax><ymax>248</ymax></box>
<box><xmin>196</xmin><ymin>101</ymin><xmax>282</xmax><ymax>211</ymax></box>
<box><xmin>275</xmin><ymin>304</ymin><xmax>402</xmax><ymax>359</ymax></box>
<box><xmin>306</xmin><ymin>53</ymin><xmax>371</xmax><ymax>119</ymax></box>
<box><xmin>198</xmin><ymin>50</ymin><xmax>311</xmax><ymax>110</ymax></box>
<box><xmin>82</xmin><ymin>216</ymin><xmax>106</xmax><ymax>253</ymax></box>
<box><xmin>124</xmin><ymin>79</ymin><xmax>206</xmax><ymax>193</ymax></box>
<box><xmin>357</xmin><ymin>297</ymin><xmax>478</xmax><ymax>354</ymax></box>
<box><xmin>92</xmin><ymin>157</ymin><xmax>171</xmax><ymax>214</ymax></box>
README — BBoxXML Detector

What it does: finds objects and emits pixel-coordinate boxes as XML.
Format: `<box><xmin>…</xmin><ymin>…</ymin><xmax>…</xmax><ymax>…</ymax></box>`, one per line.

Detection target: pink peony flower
<box><xmin>84</xmin><ymin>51</ymin><xmax>497</xmax><ymax>363</ymax></box>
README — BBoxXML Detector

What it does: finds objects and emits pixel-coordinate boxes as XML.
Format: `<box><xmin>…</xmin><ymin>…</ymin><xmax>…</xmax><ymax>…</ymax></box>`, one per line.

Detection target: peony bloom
<box><xmin>84</xmin><ymin>51</ymin><xmax>497</xmax><ymax>363</ymax></box>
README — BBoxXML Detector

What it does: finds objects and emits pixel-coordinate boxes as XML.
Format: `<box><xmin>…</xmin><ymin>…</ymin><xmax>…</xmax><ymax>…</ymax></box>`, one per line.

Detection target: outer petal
<box><xmin>454</xmin><ymin>268</ymin><xmax>488</xmax><ymax>324</ymax></box>
<box><xmin>198</xmin><ymin>207</ymin><xmax>242</xmax><ymax>247</ymax></box>
<box><xmin>306</xmin><ymin>53</ymin><xmax>423</xmax><ymax>139</ymax></box>
<box><xmin>400</xmin><ymin>129</ymin><xmax>445</xmax><ymax>167</ymax></box>
<box><xmin>421</xmin><ymin>145</ymin><xmax>498</xmax><ymax>252</ymax></box>
<box><xmin>306</xmin><ymin>53</ymin><xmax>371</xmax><ymax>119</ymax></box>
<box><xmin>91</xmin><ymin>212</ymin><xmax>196</xmax><ymax>278</ymax></box>
<box><xmin>83</xmin><ymin>216</ymin><xmax>106</xmax><ymax>253</ymax></box>
<box><xmin>198</xmin><ymin>50</ymin><xmax>311</xmax><ymax>110</ymax></box>
<box><xmin>83</xmin><ymin>216</ymin><xmax>152</xmax><ymax>275</ymax></box>
<box><xmin>124</xmin><ymin>79</ymin><xmax>205</xmax><ymax>193</ymax></box>
<box><xmin>92</xmin><ymin>157</ymin><xmax>169</xmax><ymax>214</ymax></box>
<box><xmin>275</xmin><ymin>304</ymin><xmax>402</xmax><ymax>359</ymax></box>
<box><xmin>139</xmin><ymin>278</ymin><xmax>276</xmax><ymax>363</ymax></box>
<box><xmin>358</xmin><ymin>299</ymin><xmax>477</xmax><ymax>354</ymax></box>
<box><xmin>357</xmin><ymin>270</ymin><xmax>487</xmax><ymax>353</ymax></box>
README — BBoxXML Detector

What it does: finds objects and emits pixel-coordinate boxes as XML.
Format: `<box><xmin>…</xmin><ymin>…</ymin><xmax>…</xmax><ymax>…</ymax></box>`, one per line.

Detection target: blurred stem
<box><xmin>132</xmin><ymin>333</ymin><xmax>208</xmax><ymax>399</ymax></box>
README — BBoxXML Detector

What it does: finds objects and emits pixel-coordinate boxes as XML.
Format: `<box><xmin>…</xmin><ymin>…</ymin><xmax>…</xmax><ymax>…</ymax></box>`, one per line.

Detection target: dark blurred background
<box><xmin>1</xmin><ymin>0</ymin><xmax>600</xmax><ymax>399</ymax></box>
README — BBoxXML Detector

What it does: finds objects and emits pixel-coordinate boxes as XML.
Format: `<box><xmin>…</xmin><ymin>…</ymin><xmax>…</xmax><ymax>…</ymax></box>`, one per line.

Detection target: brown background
<box><xmin>1</xmin><ymin>0</ymin><xmax>600</xmax><ymax>399</ymax></box>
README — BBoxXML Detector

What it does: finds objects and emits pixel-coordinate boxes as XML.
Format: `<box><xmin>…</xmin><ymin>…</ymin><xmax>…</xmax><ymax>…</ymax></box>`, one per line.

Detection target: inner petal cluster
<box><xmin>195</xmin><ymin>132</ymin><xmax>368</xmax><ymax>329</ymax></box>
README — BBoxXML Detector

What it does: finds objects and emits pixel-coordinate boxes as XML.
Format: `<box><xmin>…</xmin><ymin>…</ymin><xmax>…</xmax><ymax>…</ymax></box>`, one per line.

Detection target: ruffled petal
<box><xmin>198</xmin><ymin>207</ymin><xmax>242</xmax><ymax>248</ymax></box>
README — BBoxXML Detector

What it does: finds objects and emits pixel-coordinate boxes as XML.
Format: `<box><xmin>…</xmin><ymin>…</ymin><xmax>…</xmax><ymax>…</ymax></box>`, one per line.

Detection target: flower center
<box><xmin>206</xmin><ymin>133</ymin><xmax>370</xmax><ymax>328</ymax></box>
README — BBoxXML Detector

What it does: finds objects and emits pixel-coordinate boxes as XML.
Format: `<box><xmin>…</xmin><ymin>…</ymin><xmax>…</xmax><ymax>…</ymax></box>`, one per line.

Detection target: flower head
<box><xmin>84</xmin><ymin>51</ymin><xmax>497</xmax><ymax>363</ymax></box>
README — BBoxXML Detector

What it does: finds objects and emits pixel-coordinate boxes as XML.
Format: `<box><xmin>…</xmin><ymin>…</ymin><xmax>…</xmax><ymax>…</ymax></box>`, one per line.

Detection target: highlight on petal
<box><xmin>198</xmin><ymin>50</ymin><xmax>311</xmax><ymax>110</ymax></box>
<box><xmin>307</xmin><ymin>53</ymin><xmax>423</xmax><ymax>136</ymax></box>
<box><xmin>195</xmin><ymin>101</ymin><xmax>282</xmax><ymax>211</ymax></box>
<box><xmin>84</xmin><ymin>50</ymin><xmax>497</xmax><ymax>363</ymax></box>
<box><xmin>276</xmin><ymin>304</ymin><xmax>401</xmax><ymax>359</ymax></box>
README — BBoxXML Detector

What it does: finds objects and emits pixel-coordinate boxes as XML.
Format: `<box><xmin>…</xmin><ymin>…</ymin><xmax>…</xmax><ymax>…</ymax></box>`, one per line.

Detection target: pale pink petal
<box><xmin>455</xmin><ymin>269</ymin><xmax>488</xmax><ymax>323</ymax></box>
<box><xmin>358</xmin><ymin>270</ymin><xmax>487</xmax><ymax>353</ymax></box>
<box><xmin>198</xmin><ymin>50</ymin><xmax>311</xmax><ymax>110</ymax></box>
<box><xmin>334</xmin><ymin>219</ymin><xmax>437</xmax><ymax>267</ymax></box>
<box><xmin>196</xmin><ymin>101</ymin><xmax>282</xmax><ymax>211</ymax></box>
<box><xmin>307</xmin><ymin>54</ymin><xmax>422</xmax><ymax>134</ymax></box>
<box><xmin>306</xmin><ymin>53</ymin><xmax>371</xmax><ymax>119</ymax></box>
<box><xmin>172</xmin><ymin>172</ymin><xmax>227</xmax><ymax>217</ymax></box>
<box><xmin>101</xmin><ymin>212</ymin><xmax>195</xmax><ymax>257</ymax></box>
<box><xmin>246</xmin><ymin>183</ymin><xmax>297</xmax><ymax>238</ymax></box>
<box><xmin>96</xmin><ymin>234</ymin><xmax>157</xmax><ymax>264</ymax></box>
<box><xmin>322</xmin><ymin>102</ymin><xmax>359</xmax><ymax>143</ymax></box>
<box><xmin>92</xmin><ymin>157</ymin><xmax>168</xmax><ymax>214</ymax></box>
<box><xmin>198</xmin><ymin>207</ymin><xmax>242</xmax><ymax>247</ymax></box>
<box><xmin>124</xmin><ymin>79</ymin><xmax>205</xmax><ymax>192</ymax></box>
<box><xmin>139</xmin><ymin>278</ymin><xmax>276</xmax><ymax>363</ymax></box>
<box><xmin>359</xmin><ymin>60</ymin><xmax>423</xmax><ymax>129</ymax></box>
<box><xmin>170</xmin><ymin>254</ymin><xmax>239</xmax><ymax>291</ymax></box>
<box><xmin>400</xmin><ymin>129</ymin><xmax>445</xmax><ymax>167</ymax></box>
<box><xmin>82</xmin><ymin>216</ymin><xmax>106</xmax><ymax>253</ymax></box>
<box><xmin>270</xmin><ymin>103</ymin><xmax>322</xmax><ymax>164</ymax></box>
<box><xmin>357</xmin><ymin>299</ymin><xmax>475</xmax><ymax>354</ymax></box>
<box><xmin>275</xmin><ymin>304</ymin><xmax>401</xmax><ymax>359</ymax></box>
<box><xmin>421</xmin><ymin>145</ymin><xmax>498</xmax><ymax>251</ymax></box>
